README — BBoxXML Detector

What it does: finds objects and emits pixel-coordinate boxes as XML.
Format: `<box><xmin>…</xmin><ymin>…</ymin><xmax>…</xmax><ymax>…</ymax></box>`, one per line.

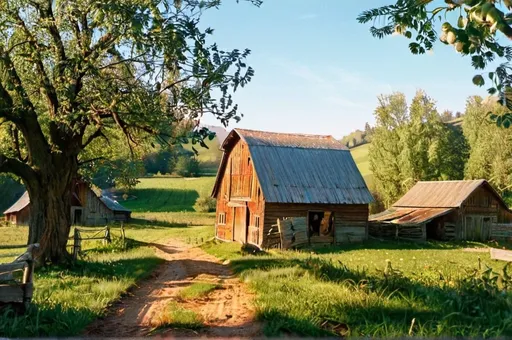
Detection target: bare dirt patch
<box><xmin>84</xmin><ymin>239</ymin><xmax>261</xmax><ymax>338</ymax></box>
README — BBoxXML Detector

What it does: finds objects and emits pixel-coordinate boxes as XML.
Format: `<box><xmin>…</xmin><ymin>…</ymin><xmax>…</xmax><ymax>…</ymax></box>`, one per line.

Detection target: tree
<box><xmin>358</xmin><ymin>0</ymin><xmax>512</xmax><ymax>127</ymax></box>
<box><xmin>440</xmin><ymin>110</ymin><xmax>455</xmax><ymax>122</ymax></box>
<box><xmin>0</xmin><ymin>0</ymin><xmax>259</xmax><ymax>263</ymax></box>
<box><xmin>175</xmin><ymin>155</ymin><xmax>200</xmax><ymax>177</ymax></box>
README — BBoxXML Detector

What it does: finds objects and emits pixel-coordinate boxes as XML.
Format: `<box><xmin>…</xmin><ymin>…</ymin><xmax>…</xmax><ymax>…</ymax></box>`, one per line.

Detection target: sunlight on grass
<box><xmin>178</xmin><ymin>282</ymin><xmax>219</xmax><ymax>300</ymax></box>
<box><xmin>156</xmin><ymin>301</ymin><xmax>203</xmax><ymax>330</ymax></box>
<box><xmin>202</xmin><ymin>240</ymin><xmax>512</xmax><ymax>337</ymax></box>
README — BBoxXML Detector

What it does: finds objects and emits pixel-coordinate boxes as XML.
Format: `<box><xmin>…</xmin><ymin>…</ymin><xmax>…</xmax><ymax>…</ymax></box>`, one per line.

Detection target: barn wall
<box><xmin>76</xmin><ymin>184</ymin><xmax>114</xmax><ymax>225</ymax></box>
<box><xmin>263</xmin><ymin>203</ymin><xmax>368</xmax><ymax>246</ymax></box>
<box><xmin>214</xmin><ymin>138</ymin><xmax>265</xmax><ymax>245</ymax></box>
<box><xmin>458</xmin><ymin>186</ymin><xmax>505</xmax><ymax>241</ymax></box>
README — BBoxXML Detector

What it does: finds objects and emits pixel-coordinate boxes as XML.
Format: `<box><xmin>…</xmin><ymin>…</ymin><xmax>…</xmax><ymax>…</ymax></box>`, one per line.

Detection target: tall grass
<box><xmin>202</xmin><ymin>240</ymin><xmax>512</xmax><ymax>337</ymax></box>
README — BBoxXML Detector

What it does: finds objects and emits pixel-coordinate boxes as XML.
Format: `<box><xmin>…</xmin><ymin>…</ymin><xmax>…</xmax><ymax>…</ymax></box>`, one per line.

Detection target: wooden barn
<box><xmin>3</xmin><ymin>180</ymin><xmax>131</xmax><ymax>226</ymax></box>
<box><xmin>369</xmin><ymin>180</ymin><xmax>512</xmax><ymax>242</ymax></box>
<box><xmin>211</xmin><ymin>128</ymin><xmax>374</xmax><ymax>248</ymax></box>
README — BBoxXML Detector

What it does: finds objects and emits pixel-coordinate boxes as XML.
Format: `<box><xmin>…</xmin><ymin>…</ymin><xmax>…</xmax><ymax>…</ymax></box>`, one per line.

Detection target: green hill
<box><xmin>350</xmin><ymin>143</ymin><xmax>373</xmax><ymax>188</ymax></box>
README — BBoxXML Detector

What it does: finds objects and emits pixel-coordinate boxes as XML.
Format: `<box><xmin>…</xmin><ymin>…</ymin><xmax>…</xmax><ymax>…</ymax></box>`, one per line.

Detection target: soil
<box><xmin>84</xmin><ymin>239</ymin><xmax>262</xmax><ymax>338</ymax></box>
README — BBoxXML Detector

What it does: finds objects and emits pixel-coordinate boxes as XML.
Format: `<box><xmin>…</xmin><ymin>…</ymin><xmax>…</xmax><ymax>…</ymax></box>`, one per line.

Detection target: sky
<box><xmin>199</xmin><ymin>0</ymin><xmax>491</xmax><ymax>138</ymax></box>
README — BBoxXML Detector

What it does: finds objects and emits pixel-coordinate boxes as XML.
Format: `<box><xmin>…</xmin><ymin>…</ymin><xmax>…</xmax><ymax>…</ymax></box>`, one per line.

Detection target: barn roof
<box><xmin>99</xmin><ymin>196</ymin><xmax>131</xmax><ymax>213</ymax></box>
<box><xmin>3</xmin><ymin>191</ymin><xmax>30</xmax><ymax>214</ymax></box>
<box><xmin>393</xmin><ymin>179</ymin><xmax>506</xmax><ymax>208</ymax></box>
<box><xmin>212</xmin><ymin>129</ymin><xmax>373</xmax><ymax>205</ymax></box>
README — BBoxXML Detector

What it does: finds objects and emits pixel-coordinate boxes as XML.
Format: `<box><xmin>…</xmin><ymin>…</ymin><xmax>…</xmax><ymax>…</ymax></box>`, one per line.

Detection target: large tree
<box><xmin>359</xmin><ymin>0</ymin><xmax>512</xmax><ymax>125</ymax></box>
<box><xmin>0</xmin><ymin>0</ymin><xmax>258</xmax><ymax>263</ymax></box>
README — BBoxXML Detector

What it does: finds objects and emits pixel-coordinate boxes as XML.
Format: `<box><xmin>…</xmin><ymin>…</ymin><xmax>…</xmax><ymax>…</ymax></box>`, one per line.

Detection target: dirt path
<box><xmin>85</xmin><ymin>239</ymin><xmax>261</xmax><ymax>338</ymax></box>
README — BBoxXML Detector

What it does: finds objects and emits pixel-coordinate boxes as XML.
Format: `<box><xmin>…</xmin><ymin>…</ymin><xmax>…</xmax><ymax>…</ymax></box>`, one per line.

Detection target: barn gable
<box><xmin>213</xmin><ymin>128</ymin><xmax>373</xmax><ymax>205</ymax></box>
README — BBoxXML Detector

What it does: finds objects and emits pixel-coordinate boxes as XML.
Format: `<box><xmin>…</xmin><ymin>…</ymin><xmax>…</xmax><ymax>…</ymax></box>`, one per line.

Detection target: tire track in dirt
<box><xmin>84</xmin><ymin>239</ymin><xmax>261</xmax><ymax>338</ymax></box>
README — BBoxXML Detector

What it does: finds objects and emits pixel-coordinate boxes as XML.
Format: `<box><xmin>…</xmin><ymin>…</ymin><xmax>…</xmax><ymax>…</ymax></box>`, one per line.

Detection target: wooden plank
<box><xmin>0</xmin><ymin>284</ymin><xmax>24</xmax><ymax>303</ymax></box>
<box><xmin>490</xmin><ymin>248</ymin><xmax>512</xmax><ymax>262</ymax></box>
<box><xmin>0</xmin><ymin>262</ymin><xmax>26</xmax><ymax>276</ymax></box>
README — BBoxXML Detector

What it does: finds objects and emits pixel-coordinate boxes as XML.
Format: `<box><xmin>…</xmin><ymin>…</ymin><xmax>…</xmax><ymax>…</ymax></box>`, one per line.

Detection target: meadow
<box><xmin>202</xmin><ymin>240</ymin><xmax>512</xmax><ymax>337</ymax></box>
<box><xmin>350</xmin><ymin>143</ymin><xmax>373</xmax><ymax>187</ymax></box>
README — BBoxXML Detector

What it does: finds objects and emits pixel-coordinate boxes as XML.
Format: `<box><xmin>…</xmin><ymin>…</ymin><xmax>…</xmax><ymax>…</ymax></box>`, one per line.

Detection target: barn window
<box><xmin>218</xmin><ymin>212</ymin><xmax>226</xmax><ymax>225</ymax></box>
<box><xmin>482</xmin><ymin>196</ymin><xmax>489</xmax><ymax>207</ymax></box>
<box><xmin>254</xmin><ymin>215</ymin><xmax>260</xmax><ymax>228</ymax></box>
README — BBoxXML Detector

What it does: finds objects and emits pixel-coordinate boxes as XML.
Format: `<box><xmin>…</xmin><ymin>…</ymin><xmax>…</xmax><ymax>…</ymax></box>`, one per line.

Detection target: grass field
<box><xmin>350</xmin><ymin>143</ymin><xmax>373</xmax><ymax>187</ymax></box>
<box><xmin>202</xmin><ymin>240</ymin><xmax>512</xmax><ymax>337</ymax></box>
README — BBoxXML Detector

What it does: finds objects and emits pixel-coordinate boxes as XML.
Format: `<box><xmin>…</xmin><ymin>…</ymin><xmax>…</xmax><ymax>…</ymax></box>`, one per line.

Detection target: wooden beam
<box><xmin>490</xmin><ymin>248</ymin><xmax>512</xmax><ymax>262</ymax></box>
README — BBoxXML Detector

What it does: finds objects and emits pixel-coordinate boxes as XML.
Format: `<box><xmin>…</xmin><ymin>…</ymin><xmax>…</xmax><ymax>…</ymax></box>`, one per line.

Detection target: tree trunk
<box><xmin>26</xmin><ymin>160</ymin><xmax>77</xmax><ymax>264</ymax></box>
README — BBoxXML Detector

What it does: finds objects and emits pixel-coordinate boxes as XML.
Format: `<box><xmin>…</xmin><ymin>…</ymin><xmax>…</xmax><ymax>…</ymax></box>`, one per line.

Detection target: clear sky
<box><xmin>199</xmin><ymin>0</ymin><xmax>489</xmax><ymax>138</ymax></box>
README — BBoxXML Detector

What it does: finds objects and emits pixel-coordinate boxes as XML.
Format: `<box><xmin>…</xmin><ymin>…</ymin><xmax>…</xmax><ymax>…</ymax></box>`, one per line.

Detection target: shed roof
<box><xmin>369</xmin><ymin>207</ymin><xmax>453</xmax><ymax>226</ymax></box>
<box><xmin>99</xmin><ymin>196</ymin><xmax>131</xmax><ymax>213</ymax></box>
<box><xmin>392</xmin><ymin>179</ymin><xmax>505</xmax><ymax>208</ymax></box>
<box><xmin>3</xmin><ymin>191</ymin><xmax>30</xmax><ymax>215</ymax></box>
<box><xmin>212</xmin><ymin>129</ymin><xmax>373</xmax><ymax>205</ymax></box>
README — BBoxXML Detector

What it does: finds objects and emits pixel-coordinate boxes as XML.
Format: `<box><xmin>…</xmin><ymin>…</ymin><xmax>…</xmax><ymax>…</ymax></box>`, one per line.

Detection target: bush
<box><xmin>175</xmin><ymin>155</ymin><xmax>200</xmax><ymax>177</ymax></box>
<box><xmin>194</xmin><ymin>196</ymin><xmax>217</xmax><ymax>213</ymax></box>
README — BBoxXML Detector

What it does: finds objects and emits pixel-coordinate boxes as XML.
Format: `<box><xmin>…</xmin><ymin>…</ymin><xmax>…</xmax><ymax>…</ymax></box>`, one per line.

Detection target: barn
<box><xmin>369</xmin><ymin>180</ymin><xmax>512</xmax><ymax>242</ymax></box>
<box><xmin>211</xmin><ymin>128</ymin><xmax>374</xmax><ymax>248</ymax></box>
<box><xmin>3</xmin><ymin>180</ymin><xmax>131</xmax><ymax>226</ymax></box>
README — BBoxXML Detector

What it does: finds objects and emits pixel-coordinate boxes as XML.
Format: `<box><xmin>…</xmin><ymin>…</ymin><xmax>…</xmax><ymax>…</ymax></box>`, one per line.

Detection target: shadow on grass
<box><xmin>227</xmin><ymin>252</ymin><xmax>512</xmax><ymax>337</ymax></box>
<box><xmin>120</xmin><ymin>188</ymin><xmax>199</xmax><ymax>213</ymax></box>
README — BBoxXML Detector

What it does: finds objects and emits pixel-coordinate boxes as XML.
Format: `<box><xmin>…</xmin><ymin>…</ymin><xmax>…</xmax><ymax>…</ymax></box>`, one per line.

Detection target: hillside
<box><xmin>350</xmin><ymin>143</ymin><xmax>373</xmax><ymax>188</ymax></box>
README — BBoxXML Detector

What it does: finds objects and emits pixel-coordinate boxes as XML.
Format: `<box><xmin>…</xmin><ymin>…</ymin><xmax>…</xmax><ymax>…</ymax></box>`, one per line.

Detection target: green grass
<box><xmin>0</xmin><ymin>223</ymin><xmax>215</xmax><ymax>337</ymax></box>
<box><xmin>178</xmin><ymin>282</ymin><xmax>219</xmax><ymax>300</ymax></box>
<box><xmin>202</xmin><ymin>240</ymin><xmax>512</xmax><ymax>337</ymax></box>
<box><xmin>157</xmin><ymin>301</ymin><xmax>204</xmax><ymax>330</ymax></box>
<box><xmin>350</xmin><ymin>143</ymin><xmax>373</xmax><ymax>187</ymax></box>
<box><xmin>120</xmin><ymin>177</ymin><xmax>216</xmax><ymax>213</ymax></box>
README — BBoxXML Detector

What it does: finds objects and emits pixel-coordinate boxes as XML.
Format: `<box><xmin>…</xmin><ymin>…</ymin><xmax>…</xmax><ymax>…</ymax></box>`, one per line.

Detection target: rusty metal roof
<box><xmin>3</xmin><ymin>191</ymin><xmax>29</xmax><ymax>214</ymax></box>
<box><xmin>212</xmin><ymin>129</ymin><xmax>373</xmax><ymax>205</ymax></box>
<box><xmin>369</xmin><ymin>207</ymin><xmax>453</xmax><ymax>225</ymax></box>
<box><xmin>392</xmin><ymin>179</ymin><xmax>504</xmax><ymax>208</ymax></box>
<box><xmin>223</xmin><ymin>128</ymin><xmax>349</xmax><ymax>150</ymax></box>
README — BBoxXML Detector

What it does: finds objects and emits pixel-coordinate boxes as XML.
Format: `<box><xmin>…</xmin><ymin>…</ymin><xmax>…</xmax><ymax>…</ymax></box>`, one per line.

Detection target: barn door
<box><xmin>233</xmin><ymin>206</ymin><xmax>246</xmax><ymax>243</ymax></box>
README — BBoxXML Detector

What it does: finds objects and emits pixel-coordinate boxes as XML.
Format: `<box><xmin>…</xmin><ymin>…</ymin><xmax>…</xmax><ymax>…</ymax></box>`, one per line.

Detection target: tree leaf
<box><xmin>472</xmin><ymin>75</ymin><xmax>485</xmax><ymax>86</ymax></box>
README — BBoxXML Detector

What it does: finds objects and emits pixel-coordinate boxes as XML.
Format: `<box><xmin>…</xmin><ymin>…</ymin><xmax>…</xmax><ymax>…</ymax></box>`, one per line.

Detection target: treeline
<box><xmin>368</xmin><ymin>90</ymin><xmax>511</xmax><ymax>211</ymax></box>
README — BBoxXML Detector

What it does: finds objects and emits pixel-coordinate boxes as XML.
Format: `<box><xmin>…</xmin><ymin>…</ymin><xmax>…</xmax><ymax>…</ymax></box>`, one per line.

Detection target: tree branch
<box><xmin>0</xmin><ymin>153</ymin><xmax>35</xmax><ymax>180</ymax></box>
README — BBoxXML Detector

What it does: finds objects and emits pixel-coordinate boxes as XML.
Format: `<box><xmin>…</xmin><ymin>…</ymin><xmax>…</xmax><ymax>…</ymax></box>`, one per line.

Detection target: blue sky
<box><xmin>199</xmin><ymin>0</ymin><xmax>489</xmax><ymax>138</ymax></box>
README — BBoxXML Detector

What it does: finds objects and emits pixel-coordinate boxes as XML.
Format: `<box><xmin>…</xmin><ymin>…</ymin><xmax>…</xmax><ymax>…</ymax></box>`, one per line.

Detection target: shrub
<box><xmin>194</xmin><ymin>196</ymin><xmax>216</xmax><ymax>213</ymax></box>
<box><xmin>175</xmin><ymin>156</ymin><xmax>200</xmax><ymax>177</ymax></box>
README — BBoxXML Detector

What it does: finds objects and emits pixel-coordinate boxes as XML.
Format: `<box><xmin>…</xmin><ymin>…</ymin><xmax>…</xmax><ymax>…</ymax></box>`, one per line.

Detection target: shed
<box><xmin>3</xmin><ymin>181</ymin><xmax>131</xmax><ymax>226</ymax></box>
<box><xmin>211</xmin><ymin>128</ymin><xmax>374</xmax><ymax>248</ymax></box>
<box><xmin>369</xmin><ymin>180</ymin><xmax>512</xmax><ymax>241</ymax></box>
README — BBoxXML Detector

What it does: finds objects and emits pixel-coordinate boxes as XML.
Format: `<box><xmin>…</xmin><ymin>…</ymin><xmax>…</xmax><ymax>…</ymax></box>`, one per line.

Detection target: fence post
<box><xmin>120</xmin><ymin>222</ymin><xmax>126</xmax><ymax>242</ymax></box>
<box><xmin>104</xmin><ymin>226</ymin><xmax>111</xmax><ymax>244</ymax></box>
<box><xmin>73</xmin><ymin>228</ymin><xmax>81</xmax><ymax>260</ymax></box>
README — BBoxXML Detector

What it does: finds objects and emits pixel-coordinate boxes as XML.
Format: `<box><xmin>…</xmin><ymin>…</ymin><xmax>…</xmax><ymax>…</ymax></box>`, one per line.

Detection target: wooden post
<box><xmin>73</xmin><ymin>228</ymin><xmax>81</xmax><ymax>260</ymax></box>
<box><xmin>104</xmin><ymin>226</ymin><xmax>111</xmax><ymax>244</ymax></box>
<box><xmin>120</xmin><ymin>222</ymin><xmax>126</xmax><ymax>242</ymax></box>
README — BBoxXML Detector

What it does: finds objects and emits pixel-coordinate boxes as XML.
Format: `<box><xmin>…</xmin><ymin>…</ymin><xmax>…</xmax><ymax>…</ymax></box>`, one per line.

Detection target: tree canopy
<box><xmin>0</xmin><ymin>0</ymin><xmax>259</xmax><ymax>263</ymax></box>
<box><xmin>358</xmin><ymin>0</ymin><xmax>512</xmax><ymax>126</ymax></box>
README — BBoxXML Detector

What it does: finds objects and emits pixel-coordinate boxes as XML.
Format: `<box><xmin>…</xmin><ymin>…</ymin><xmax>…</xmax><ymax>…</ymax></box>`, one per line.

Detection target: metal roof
<box><xmin>99</xmin><ymin>196</ymin><xmax>131</xmax><ymax>213</ymax></box>
<box><xmin>369</xmin><ymin>207</ymin><xmax>454</xmax><ymax>226</ymax></box>
<box><xmin>392</xmin><ymin>179</ymin><xmax>505</xmax><ymax>208</ymax></box>
<box><xmin>212</xmin><ymin>129</ymin><xmax>373</xmax><ymax>205</ymax></box>
<box><xmin>3</xmin><ymin>191</ymin><xmax>29</xmax><ymax>214</ymax></box>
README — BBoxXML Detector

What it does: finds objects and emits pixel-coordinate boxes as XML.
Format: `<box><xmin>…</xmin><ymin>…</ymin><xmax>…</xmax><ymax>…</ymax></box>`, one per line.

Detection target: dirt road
<box><xmin>85</xmin><ymin>239</ymin><xmax>261</xmax><ymax>338</ymax></box>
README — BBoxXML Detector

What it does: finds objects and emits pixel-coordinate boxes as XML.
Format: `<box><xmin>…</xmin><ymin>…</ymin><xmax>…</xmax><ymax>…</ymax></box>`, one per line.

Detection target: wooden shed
<box><xmin>3</xmin><ymin>180</ymin><xmax>131</xmax><ymax>226</ymax></box>
<box><xmin>211</xmin><ymin>128</ymin><xmax>374</xmax><ymax>248</ymax></box>
<box><xmin>369</xmin><ymin>180</ymin><xmax>512</xmax><ymax>242</ymax></box>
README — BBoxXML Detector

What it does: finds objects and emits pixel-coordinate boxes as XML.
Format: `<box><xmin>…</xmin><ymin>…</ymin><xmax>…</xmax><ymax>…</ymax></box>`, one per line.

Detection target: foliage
<box><xmin>175</xmin><ymin>156</ymin><xmax>200</xmax><ymax>177</ymax></box>
<box><xmin>156</xmin><ymin>301</ymin><xmax>204</xmax><ymax>330</ymax></box>
<box><xmin>203</xmin><ymin>240</ymin><xmax>512</xmax><ymax>337</ymax></box>
<box><xmin>194</xmin><ymin>196</ymin><xmax>217</xmax><ymax>213</ymax></box>
<box><xmin>358</xmin><ymin>0</ymin><xmax>512</xmax><ymax>127</ymax></box>
<box><xmin>463</xmin><ymin>96</ymin><xmax>512</xmax><ymax>194</ymax></box>
<box><xmin>370</xmin><ymin>91</ymin><xmax>468</xmax><ymax>206</ymax></box>
<box><xmin>0</xmin><ymin>174</ymin><xmax>24</xmax><ymax>214</ymax></box>
<box><xmin>341</xmin><ymin>128</ymin><xmax>370</xmax><ymax>148</ymax></box>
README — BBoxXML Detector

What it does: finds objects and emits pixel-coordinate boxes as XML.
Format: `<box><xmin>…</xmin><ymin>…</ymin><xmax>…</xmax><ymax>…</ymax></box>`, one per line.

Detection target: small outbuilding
<box><xmin>211</xmin><ymin>128</ymin><xmax>374</xmax><ymax>248</ymax></box>
<box><xmin>3</xmin><ymin>180</ymin><xmax>131</xmax><ymax>226</ymax></box>
<box><xmin>369</xmin><ymin>180</ymin><xmax>512</xmax><ymax>242</ymax></box>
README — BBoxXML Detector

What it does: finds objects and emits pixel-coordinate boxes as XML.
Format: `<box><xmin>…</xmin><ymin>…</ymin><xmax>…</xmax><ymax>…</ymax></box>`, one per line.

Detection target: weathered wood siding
<box><xmin>263</xmin><ymin>203</ymin><xmax>368</xmax><ymax>247</ymax></box>
<box><xmin>215</xmin><ymin>138</ymin><xmax>265</xmax><ymax>245</ymax></box>
<box><xmin>75</xmin><ymin>183</ymin><xmax>114</xmax><ymax>226</ymax></box>
<box><xmin>458</xmin><ymin>186</ymin><xmax>509</xmax><ymax>241</ymax></box>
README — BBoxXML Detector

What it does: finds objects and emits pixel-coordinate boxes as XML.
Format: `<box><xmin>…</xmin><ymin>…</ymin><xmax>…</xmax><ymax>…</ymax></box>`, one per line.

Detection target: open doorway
<box><xmin>73</xmin><ymin>208</ymin><xmax>83</xmax><ymax>225</ymax></box>
<box><xmin>308</xmin><ymin>211</ymin><xmax>334</xmax><ymax>239</ymax></box>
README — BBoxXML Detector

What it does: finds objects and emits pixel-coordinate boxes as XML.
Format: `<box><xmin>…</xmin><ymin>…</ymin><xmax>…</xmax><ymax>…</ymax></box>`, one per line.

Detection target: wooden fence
<box><xmin>491</xmin><ymin>223</ymin><xmax>512</xmax><ymax>240</ymax></box>
<box><xmin>0</xmin><ymin>243</ymin><xmax>38</xmax><ymax>313</ymax></box>
<box><xmin>368</xmin><ymin>223</ymin><xmax>427</xmax><ymax>242</ymax></box>
<box><xmin>70</xmin><ymin>224</ymin><xmax>126</xmax><ymax>260</ymax></box>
